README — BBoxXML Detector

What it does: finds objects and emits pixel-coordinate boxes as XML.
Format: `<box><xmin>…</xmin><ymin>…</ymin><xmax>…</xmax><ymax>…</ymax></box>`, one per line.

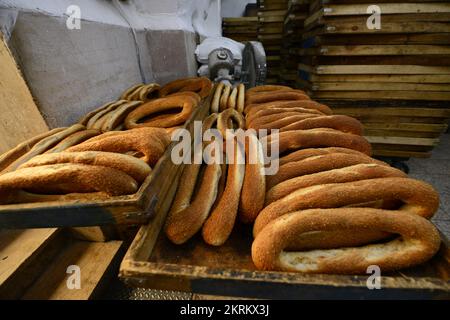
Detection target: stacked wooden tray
<box><xmin>222</xmin><ymin>17</ymin><xmax>258</xmax><ymax>43</ymax></box>
<box><xmin>280</xmin><ymin>0</ymin><xmax>310</xmax><ymax>87</ymax></box>
<box><xmin>257</xmin><ymin>0</ymin><xmax>289</xmax><ymax>84</ymax></box>
<box><xmin>295</xmin><ymin>0</ymin><xmax>450</xmax><ymax>158</ymax></box>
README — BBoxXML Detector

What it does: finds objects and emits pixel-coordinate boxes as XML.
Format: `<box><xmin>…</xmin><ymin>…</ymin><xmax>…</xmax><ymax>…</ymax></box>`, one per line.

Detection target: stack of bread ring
<box><xmin>79</xmin><ymin>77</ymin><xmax>212</xmax><ymax>135</ymax></box>
<box><xmin>0</xmin><ymin>126</ymin><xmax>170</xmax><ymax>204</ymax></box>
<box><xmin>164</xmin><ymin>83</ymin><xmax>442</xmax><ymax>276</ymax></box>
<box><xmin>0</xmin><ymin>77</ymin><xmax>212</xmax><ymax>205</ymax></box>
<box><xmin>211</xmin><ymin>82</ymin><xmax>245</xmax><ymax>113</ymax></box>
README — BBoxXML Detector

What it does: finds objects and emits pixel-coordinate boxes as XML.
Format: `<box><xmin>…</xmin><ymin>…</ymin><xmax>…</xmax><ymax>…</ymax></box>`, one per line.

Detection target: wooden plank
<box><xmin>0</xmin><ymin>36</ymin><xmax>48</xmax><ymax>154</ymax></box>
<box><xmin>312</xmin><ymin>82</ymin><xmax>450</xmax><ymax>92</ymax></box>
<box><xmin>308</xmin><ymin>33</ymin><xmax>450</xmax><ymax>46</ymax></box>
<box><xmin>301</xmin><ymin>64</ymin><xmax>450</xmax><ymax>75</ymax></box>
<box><xmin>331</xmin><ymin>107</ymin><xmax>450</xmax><ymax>118</ymax></box>
<box><xmin>309</xmin><ymin>74</ymin><xmax>450</xmax><ymax>84</ymax></box>
<box><xmin>22</xmin><ymin>240</ymin><xmax>123</xmax><ymax>300</ymax></box>
<box><xmin>312</xmin><ymin>90</ymin><xmax>450</xmax><ymax>100</ymax></box>
<box><xmin>365</xmin><ymin>136</ymin><xmax>440</xmax><ymax>147</ymax></box>
<box><xmin>323</xmin><ymin>4</ymin><xmax>450</xmax><ymax>16</ymax></box>
<box><xmin>372</xmin><ymin>150</ymin><xmax>432</xmax><ymax>159</ymax></box>
<box><xmin>0</xmin><ymin>228</ymin><xmax>62</xmax><ymax>299</ymax></box>
<box><xmin>322</xmin><ymin>45</ymin><xmax>450</xmax><ymax>56</ymax></box>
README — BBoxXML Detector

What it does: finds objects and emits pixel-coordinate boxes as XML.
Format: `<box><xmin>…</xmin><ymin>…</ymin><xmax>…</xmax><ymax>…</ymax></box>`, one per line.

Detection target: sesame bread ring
<box><xmin>262</xmin><ymin>128</ymin><xmax>372</xmax><ymax>156</ymax></box>
<box><xmin>45</xmin><ymin>129</ymin><xmax>101</xmax><ymax>153</ymax></box>
<box><xmin>66</xmin><ymin>128</ymin><xmax>170</xmax><ymax>166</ymax></box>
<box><xmin>252</xmin><ymin>208</ymin><xmax>441</xmax><ymax>274</ymax></box>
<box><xmin>265</xmin><ymin>163</ymin><xmax>407</xmax><ymax>205</ymax></box>
<box><xmin>0</xmin><ymin>163</ymin><xmax>138</xmax><ymax>202</ymax></box>
<box><xmin>245</xmin><ymin>90</ymin><xmax>310</xmax><ymax>106</ymax></box>
<box><xmin>120</xmin><ymin>83</ymin><xmax>144</xmax><ymax>100</ymax></box>
<box><xmin>244</xmin><ymin>100</ymin><xmax>333</xmax><ymax>115</ymax></box>
<box><xmin>124</xmin><ymin>95</ymin><xmax>198</xmax><ymax>129</ymax></box>
<box><xmin>101</xmin><ymin>101</ymin><xmax>142</xmax><ymax>132</ymax></box>
<box><xmin>279</xmin><ymin>147</ymin><xmax>369</xmax><ymax>166</ymax></box>
<box><xmin>0</xmin><ymin>128</ymin><xmax>65</xmax><ymax>172</ymax></box>
<box><xmin>217</xmin><ymin>108</ymin><xmax>245</xmax><ymax>139</ymax></box>
<box><xmin>2</xmin><ymin>124</ymin><xmax>86</xmax><ymax>174</ymax></box>
<box><xmin>219</xmin><ymin>84</ymin><xmax>231</xmax><ymax>111</ymax></box>
<box><xmin>248</xmin><ymin>114</ymin><xmax>322</xmax><ymax>131</ymax></box>
<box><xmin>266</xmin><ymin>152</ymin><xmax>387</xmax><ymax>189</ymax></box>
<box><xmin>238</xmin><ymin>131</ymin><xmax>266</xmax><ymax>224</ymax></box>
<box><xmin>211</xmin><ymin>82</ymin><xmax>225</xmax><ymax>113</ymax></box>
<box><xmin>279</xmin><ymin>115</ymin><xmax>364</xmax><ymax>135</ymax></box>
<box><xmin>246</xmin><ymin>107</ymin><xmax>325</xmax><ymax>125</ymax></box>
<box><xmin>246</xmin><ymin>85</ymin><xmax>295</xmax><ymax>96</ymax></box>
<box><xmin>227</xmin><ymin>86</ymin><xmax>238</xmax><ymax>110</ymax></box>
<box><xmin>237</xmin><ymin>83</ymin><xmax>245</xmax><ymax>113</ymax></box>
<box><xmin>253</xmin><ymin>177</ymin><xmax>440</xmax><ymax>237</ymax></box>
<box><xmin>19</xmin><ymin>151</ymin><xmax>151</xmax><ymax>183</ymax></box>
<box><xmin>159</xmin><ymin>77</ymin><xmax>212</xmax><ymax>99</ymax></box>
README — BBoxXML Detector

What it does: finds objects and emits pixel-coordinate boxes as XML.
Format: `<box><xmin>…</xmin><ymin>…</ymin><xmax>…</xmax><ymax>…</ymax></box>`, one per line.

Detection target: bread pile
<box><xmin>244</xmin><ymin>85</ymin><xmax>441</xmax><ymax>274</ymax></box>
<box><xmin>0</xmin><ymin>77</ymin><xmax>212</xmax><ymax>205</ymax></box>
<box><xmin>79</xmin><ymin>77</ymin><xmax>212</xmax><ymax>134</ymax></box>
<box><xmin>211</xmin><ymin>83</ymin><xmax>245</xmax><ymax>113</ymax></box>
<box><xmin>165</xmin><ymin>108</ymin><xmax>248</xmax><ymax>246</ymax></box>
<box><xmin>165</xmin><ymin>83</ymin><xmax>442</xmax><ymax>275</ymax></box>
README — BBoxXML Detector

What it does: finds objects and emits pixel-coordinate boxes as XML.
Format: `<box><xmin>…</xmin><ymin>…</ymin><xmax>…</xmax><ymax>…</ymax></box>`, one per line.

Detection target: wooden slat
<box><xmin>22</xmin><ymin>240</ymin><xmax>123</xmax><ymax>300</ymax></box>
<box><xmin>312</xmin><ymin>90</ymin><xmax>450</xmax><ymax>100</ymax></box>
<box><xmin>365</xmin><ymin>136</ymin><xmax>440</xmax><ymax>147</ymax></box>
<box><xmin>301</xmin><ymin>64</ymin><xmax>450</xmax><ymax>75</ymax></box>
<box><xmin>313</xmin><ymin>82</ymin><xmax>450</xmax><ymax>91</ymax></box>
<box><xmin>324</xmin><ymin>3</ymin><xmax>450</xmax><ymax>16</ymax></box>
<box><xmin>309</xmin><ymin>74</ymin><xmax>450</xmax><ymax>83</ymax></box>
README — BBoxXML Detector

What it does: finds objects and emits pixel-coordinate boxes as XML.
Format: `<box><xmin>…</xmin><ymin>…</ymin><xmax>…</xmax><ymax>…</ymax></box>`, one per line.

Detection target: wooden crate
<box><xmin>0</xmin><ymin>97</ymin><xmax>211</xmax><ymax>229</ymax></box>
<box><xmin>120</xmin><ymin>203</ymin><xmax>450</xmax><ymax>299</ymax></box>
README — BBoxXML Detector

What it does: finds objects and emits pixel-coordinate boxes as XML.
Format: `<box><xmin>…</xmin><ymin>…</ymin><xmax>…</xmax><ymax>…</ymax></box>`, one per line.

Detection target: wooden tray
<box><xmin>120</xmin><ymin>199</ymin><xmax>450</xmax><ymax>299</ymax></box>
<box><xmin>0</xmin><ymin>98</ymin><xmax>211</xmax><ymax>229</ymax></box>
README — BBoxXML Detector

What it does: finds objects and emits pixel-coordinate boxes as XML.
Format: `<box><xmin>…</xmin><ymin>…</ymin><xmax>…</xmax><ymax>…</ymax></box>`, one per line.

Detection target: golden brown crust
<box><xmin>124</xmin><ymin>95</ymin><xmax>197</xmax><ymax>129</ymax></box>
<box><xmin>245</xmin><ymin>90</ymin><xmax>310</xmax><ymax>106</ymax></box>
<box><xmin>266</xmin><ymin>163</ymin><xmax>407</xmax><ymax>205</ymax></box>
<box><xmin>279</xmin><ymin>147</ymin><xmax>368</xmax><ymax>166</ymax></box>
<box><xmin>238</xmin><ymin>132</ymin><xmax>266</xmax><ymax>224</ymax></box>
<box><xmin>246</xmin><ymin>107</ymin><xmax>324</xmax><ymax>125</ymax></box>
<box><xmin>78</xmin><ymin>101</ymin><xmax>115</xmax><ymax>126</ymax></box>
<box><xmin>202</xmin><ymin>140</ymin><xmax>246</xmax><ymax>246</ymax></box>
<box><xmin>246</xmin><ymin>85</ymin><xmax>295</xmax><ymax>96</ymax></box>
<box><xmin>159</xmin><ymin>77</ymin><xmax>212</xmax><ymax>98</ymax></box>
<box><xmin>2</xmin><ymin>124</ymin><xmax>86</xmax><ymax>174</ymax></box>
<box><xmin>0</xmin><ymin>128</ymin><xmax>65</xmax><ymax>172</ymax></box>
<box><xmin>266</xmin><ymin>152</ymin><xmax>387</xmax><ymax>189</ymax></box>
<box><xmin>86</xmin><ymin>100</ymin><xmax>126</xmax><ymax>129</ymax></box>
<box><xmin>244</xmin><ymin>100</ymin><xmax>333</xmax><ymax>115</ymax></box>
<box><xmin>253</xmin><ymin>177</ymin><xmax>440</xmax><ymax>236</ymax></box>
<box><xmin>262</xmin><ymin>128</ymin><xmax>372</xmax><ymax>156</ymax></box>
<box><xmin>66</xmin><ymin>128</ymin><xmax>170</xmax><ymax>166</ymax></box>
<box><xmin>279</xmin><ymin>115</ymin><xmax>364</xmax><ymax>135</ymax></box>
<box><xmin>45</xmin><ymin>129</ymin><xmax>101</xmax><ymax>153</ymax></box>
<box><xmin>0</xmin><ymin>163</ymin><xmax>138</xmax><ymax>204</ymax></box>
<box><xmin>120</xmin><ymin>83</ymin><xmax>144</xmax><ymax>100</ymax></box>
<box><xmin>101</xmin><ymin>101</ymin><xmax>142</xmax><ymax>132</ymax></box>
<box><xmin>211</xmin><ymin>83</ymin><xmax>224</xmax><ymax>113</ymax></box>
<box><xmin>237</xmin><ymin>83</ymin><xmax>245</xmax><ymax>113</ymax></box>
<box><xmin>219</xmin><ymin>84</ymin><xmax>231</xmax><ymax>111</ymax></box>
<box><xmin>252</xmin><ymin>208</ymin><xmax>441</xmax><ymax>274</ymax></box>
<box><xmin>227</xmin><ymin>87</ymin><xmax>238</xmax><ymax>110</ymax></box>
<box><xmin>19</xmin><ymin>151</ymin><xmax>151</xmax><ymax>183</ymax></box>
<box><xmin>217</xmin><ymin>109</ymin><xmax>245</xmax><ymax>139</ymax></box>
<box><xmin>249</xmin><ymin>114</ymin><xmax>322</xmax><ymax>131</ymax></box>
<box><xmin>165</xmin><ymin>162</ymin><xmax>222</xmax><ymax>245</ymax></box>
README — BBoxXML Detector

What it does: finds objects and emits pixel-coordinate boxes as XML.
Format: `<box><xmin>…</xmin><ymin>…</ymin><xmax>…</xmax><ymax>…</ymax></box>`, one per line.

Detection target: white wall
<box><xmin>0</xmin><ymin>0</ymin><xmax>222</xmax><ymax>37</ymax></box>
<box><xmin>221</xmin><ymin>0</ymin><xmax>256</xmax><ymax>18</ymax></box>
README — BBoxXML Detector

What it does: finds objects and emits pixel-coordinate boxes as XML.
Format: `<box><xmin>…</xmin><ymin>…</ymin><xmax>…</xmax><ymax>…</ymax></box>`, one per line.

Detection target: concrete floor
<box><xmin>407</xmin><ymin>134</ymin><xmax>450</xmax><ymax>239</ymax></box>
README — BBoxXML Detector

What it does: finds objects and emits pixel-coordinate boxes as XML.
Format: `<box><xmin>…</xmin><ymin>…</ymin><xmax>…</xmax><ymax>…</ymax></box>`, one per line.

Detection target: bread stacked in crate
<box><xmin>295</xmin><ymin>0</ymin><xmax>450</xmax><ymax>158</ymax></box>
<box><xmin>257</xmin><ymin>0</ymin><xmax>289</xmax><ymax>84</ymax></box>
<box><xmin>222</xmin><ymin>17</ymin><xmax>258</xmax><ymax>43</ymax></box>
<box><xmin>280</xmin><ymin>0</ymin><xmax>310</xmax><ymax>87</ymax></box>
